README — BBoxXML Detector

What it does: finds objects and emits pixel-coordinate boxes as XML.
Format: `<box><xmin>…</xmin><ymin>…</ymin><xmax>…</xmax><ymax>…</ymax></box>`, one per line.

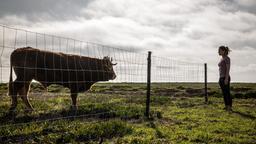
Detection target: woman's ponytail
<box><xmin>219</xmin><ymin>46</ymin><xmax>231</xmax><ymax>55</ymax></box>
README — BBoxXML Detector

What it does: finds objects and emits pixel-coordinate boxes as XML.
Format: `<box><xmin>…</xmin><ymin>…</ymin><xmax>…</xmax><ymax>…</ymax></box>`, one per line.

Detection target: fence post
<box><xmin>204</xmin><ymin>63</ymin><xmax>208</xmax><ymax>103</ymax></box>
<box><xmin>145</xmin><ymin>51</ymin><xmax>152</xmax><ymax>118</ymax></box>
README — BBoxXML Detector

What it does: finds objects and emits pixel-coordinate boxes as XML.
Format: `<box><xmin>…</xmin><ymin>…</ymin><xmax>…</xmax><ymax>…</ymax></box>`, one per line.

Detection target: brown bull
<box><xmin>8</xmin><ymin>47</ymin><xmax>117</xmax><ymax>112</ymax></box>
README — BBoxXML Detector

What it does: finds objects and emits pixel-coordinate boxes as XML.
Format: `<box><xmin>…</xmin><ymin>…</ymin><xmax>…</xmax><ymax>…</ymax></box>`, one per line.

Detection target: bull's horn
<box><xmin>112</xmin><ymin>63</ymin><xmax>117</xmax><ymax>66</ymax></box>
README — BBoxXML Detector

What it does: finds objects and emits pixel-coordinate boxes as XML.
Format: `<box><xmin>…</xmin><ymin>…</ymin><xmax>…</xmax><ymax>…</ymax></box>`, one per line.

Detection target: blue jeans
<box><xmin>219</xmin><ymin>77</ymin><xmax>232</xmax><ymax>107</ymax></box>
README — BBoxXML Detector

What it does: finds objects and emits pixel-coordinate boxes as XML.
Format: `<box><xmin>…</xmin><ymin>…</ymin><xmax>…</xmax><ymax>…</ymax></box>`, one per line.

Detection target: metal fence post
<box><xmin>145</xmin><ymin>51</ymin><xmax>152</xmax><ymax>118</ymax></box>
<box><xmin>204</xmin><ymin>63</ymin><xmax>208</xmax><ymax>103</ymax></box>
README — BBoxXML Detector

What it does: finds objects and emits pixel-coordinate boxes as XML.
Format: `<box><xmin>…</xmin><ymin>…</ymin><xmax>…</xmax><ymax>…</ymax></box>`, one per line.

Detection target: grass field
<box><xmin>0</xmin><ymin>82</ymin><xmax>255</xmax><ymax>143</ymax></box>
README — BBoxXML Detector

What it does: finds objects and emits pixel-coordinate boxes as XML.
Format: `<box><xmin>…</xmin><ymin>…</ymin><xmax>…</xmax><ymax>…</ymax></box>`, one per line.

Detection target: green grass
<box><xmin>0</xmin><ymin>82</ymin><xmax>256</xmax><ymax>143</ymax></box>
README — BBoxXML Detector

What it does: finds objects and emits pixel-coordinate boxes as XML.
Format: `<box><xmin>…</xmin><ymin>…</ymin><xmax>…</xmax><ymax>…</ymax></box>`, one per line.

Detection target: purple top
<box><xmin>218</xmin><ymin>56</ymin><xmax>230</xmax><ymax>78</ymax></box>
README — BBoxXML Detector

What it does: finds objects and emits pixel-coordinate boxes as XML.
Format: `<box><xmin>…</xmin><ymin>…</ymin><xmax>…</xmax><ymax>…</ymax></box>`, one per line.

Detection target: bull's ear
<box><xmin>103</xmin><ymin>56</ymin><xmax>110</xmax><ymax>60</ymax></box>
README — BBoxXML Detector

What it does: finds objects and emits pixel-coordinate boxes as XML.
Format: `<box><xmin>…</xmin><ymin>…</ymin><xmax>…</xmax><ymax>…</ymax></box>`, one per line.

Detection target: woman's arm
<box><xmin>225</xmin><ymin>58</ymin><xmax>230</xmax><ymax>85</ymax></box>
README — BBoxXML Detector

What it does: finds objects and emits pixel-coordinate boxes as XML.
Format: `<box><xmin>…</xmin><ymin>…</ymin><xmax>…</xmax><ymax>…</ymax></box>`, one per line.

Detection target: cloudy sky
<box><xmin>0</xmin><ymin>0</ymin><xmax>256</xmax><ymax>82</ymax></box>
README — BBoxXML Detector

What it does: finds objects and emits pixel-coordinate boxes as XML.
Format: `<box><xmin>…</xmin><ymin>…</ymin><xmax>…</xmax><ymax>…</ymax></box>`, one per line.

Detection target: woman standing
<box><xmin>218</xmin><ymin>46</ymin><xmax>232</xmax><ymax>111</ymax></box>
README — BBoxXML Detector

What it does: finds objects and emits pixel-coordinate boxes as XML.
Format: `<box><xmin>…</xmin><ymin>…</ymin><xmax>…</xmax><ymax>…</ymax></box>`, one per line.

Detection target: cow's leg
<box><xmin>8</xmin><ymin>81</ymin><xmax>18</xmax><ymax>112</ymax></box>
<box><xmin>19</xmin><ymin>81</ymin><xmax>33</xmax><ymax>112</ymax></box>
<box><xmin>8</xmin><ymin>79</ymin><xmax>24</xmax><ymax>113</ymax></box>
<box><xmin>70</xmin><ymin>92</ymin><xmax>78</xmax><ymax>111</ymax></box>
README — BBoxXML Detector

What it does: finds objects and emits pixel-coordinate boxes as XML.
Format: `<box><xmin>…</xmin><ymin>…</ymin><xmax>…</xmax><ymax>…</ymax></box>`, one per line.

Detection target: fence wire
<box><xmin>0</xmin><ymin>25</ymin><xmax>205</xmax><ymax>134</ymax></box>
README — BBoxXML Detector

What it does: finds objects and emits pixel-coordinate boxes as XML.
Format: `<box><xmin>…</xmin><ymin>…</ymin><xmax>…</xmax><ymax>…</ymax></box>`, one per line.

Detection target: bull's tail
<box><xmin>8</xmin><ymin>55</ymin><xmax>13</xmax><ymax>95</ymax></box>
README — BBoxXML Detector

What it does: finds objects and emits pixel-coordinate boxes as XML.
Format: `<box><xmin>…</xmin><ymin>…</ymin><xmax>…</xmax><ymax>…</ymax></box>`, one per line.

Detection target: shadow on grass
<box><xmin>0</xmin><ymin>104</ymin><xmax>144</xmax><ymax>126</ymax></box>
<box><xmin>174</xmin><ymin>99</ymin><xmax>212</xmax><ymax>108</ymax></box>
<box><xmin>0</xmin><ymin>120</ymin><xmax>132</xmax><ymax>143</ymax></box>
<box><xmin>0</xmin><ymin>128</ymin><xmax>63</xmax><ymax>143</ymax></box>
<box><xmin>0</xmin><ymin>105</ymin><xmax>138</xmax><ymax>143</ymax></box>
<box><xmin>232</xmin><ymin>110</ymin><xmax>256</xmax><ymax>120</ymax></box>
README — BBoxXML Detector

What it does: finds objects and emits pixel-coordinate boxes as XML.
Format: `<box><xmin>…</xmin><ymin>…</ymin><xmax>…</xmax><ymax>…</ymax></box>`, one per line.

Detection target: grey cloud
<box><xmin>0</xmin><ymin>0</ymin><xmax>92</xmax><ymax>21</ymax></box>
<box><xmin>230</xmin><ymin>39</ymin><xmax>256</xmax><ymax>50</ymax></box>
<box><xmin>221</xmin><ymin>0</ymin><xmax>256</xmax><ymax>14</ymax></box>
<box><xmin>187</xmin><ymin>31</ymin><xmax>213</xmax><ymax>40</ymax></box>
<box><xmin>1</xmin><ymin>0</ymin><xmax>256</xmax><ymax>82</ymax></box>
<box><xmin>234</xmin><ymin>0</ymin><xmax>256</xmax><ymax>14</ymax></box>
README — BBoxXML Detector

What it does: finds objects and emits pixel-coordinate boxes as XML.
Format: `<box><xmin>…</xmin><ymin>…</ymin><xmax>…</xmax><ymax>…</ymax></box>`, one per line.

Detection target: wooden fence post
<box><xmin>145</xmin><ymin>51</ymin><xmax>152</xmax><ymax>118</ymax></box>
<box><xmin>204</xmin><ymin>63</ymin><xmax>208</xmax><ymax>103</ymax></box>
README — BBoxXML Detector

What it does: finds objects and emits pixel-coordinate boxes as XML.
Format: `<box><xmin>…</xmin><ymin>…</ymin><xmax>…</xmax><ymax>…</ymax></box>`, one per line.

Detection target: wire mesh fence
<box><xmin>151</xmin><ymin>56</ymin><xmax>205</xmax><ymax>98</ymax></box>
<box><xmin>0</xmin><ymin>24</ymin><xmax>206</xmax><ymax>133</ymax></box>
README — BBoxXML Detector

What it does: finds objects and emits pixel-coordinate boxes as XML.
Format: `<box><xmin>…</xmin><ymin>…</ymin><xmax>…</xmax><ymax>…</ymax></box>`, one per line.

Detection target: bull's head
<box><xmin>103</xmin><ymin>56</ymin><xmax>117</xmax><ymax>80</ymax></box>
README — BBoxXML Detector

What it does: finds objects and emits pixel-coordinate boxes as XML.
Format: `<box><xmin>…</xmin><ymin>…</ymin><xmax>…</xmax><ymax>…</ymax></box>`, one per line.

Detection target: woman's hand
<box><xmin>224</xmin><ymin>78</ymin><xmax>229</xmax><ymax>85</ymax></box>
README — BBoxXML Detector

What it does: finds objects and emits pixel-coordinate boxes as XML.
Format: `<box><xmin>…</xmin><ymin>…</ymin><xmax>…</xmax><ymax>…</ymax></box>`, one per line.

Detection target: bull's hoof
<box><xmin>70</xmin><ymin>105</ymin><xmax>77</xmax><ymax>111</ymax></box>
<box><xmin>8</xmin><ymin>107</ymin><xmax>16</xmax><ymax>114</ymax></box>
<box><xmin>69</xmin><ymin>105</ymin><xmax>77</xmax><ymax>117</ymax></box>
<box><xmin>7</xmin><ymin>108</ymin><xmax>17</xmax><ymax>118</ymax></box>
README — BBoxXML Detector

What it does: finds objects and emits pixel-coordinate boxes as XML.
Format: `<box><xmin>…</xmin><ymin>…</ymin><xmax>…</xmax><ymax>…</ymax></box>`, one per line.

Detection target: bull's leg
<box><xmin>70</xmin><ymin>92</ymin><xmax>78</xmax><ymax>111</ymax></box>
<box><xmin>8</xmin><ymin>81</ymin><xmax>18</xmax><ymax>112</ymax></box>
<box><xmin>19</xmin><ymin>81</ymin><xmax>33</xmax><ymax>112</ymax></box>
<box><xmin>8</xmin><ymin>80</ymin><xmax>23</xmax><ymax>112</ymax></box>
